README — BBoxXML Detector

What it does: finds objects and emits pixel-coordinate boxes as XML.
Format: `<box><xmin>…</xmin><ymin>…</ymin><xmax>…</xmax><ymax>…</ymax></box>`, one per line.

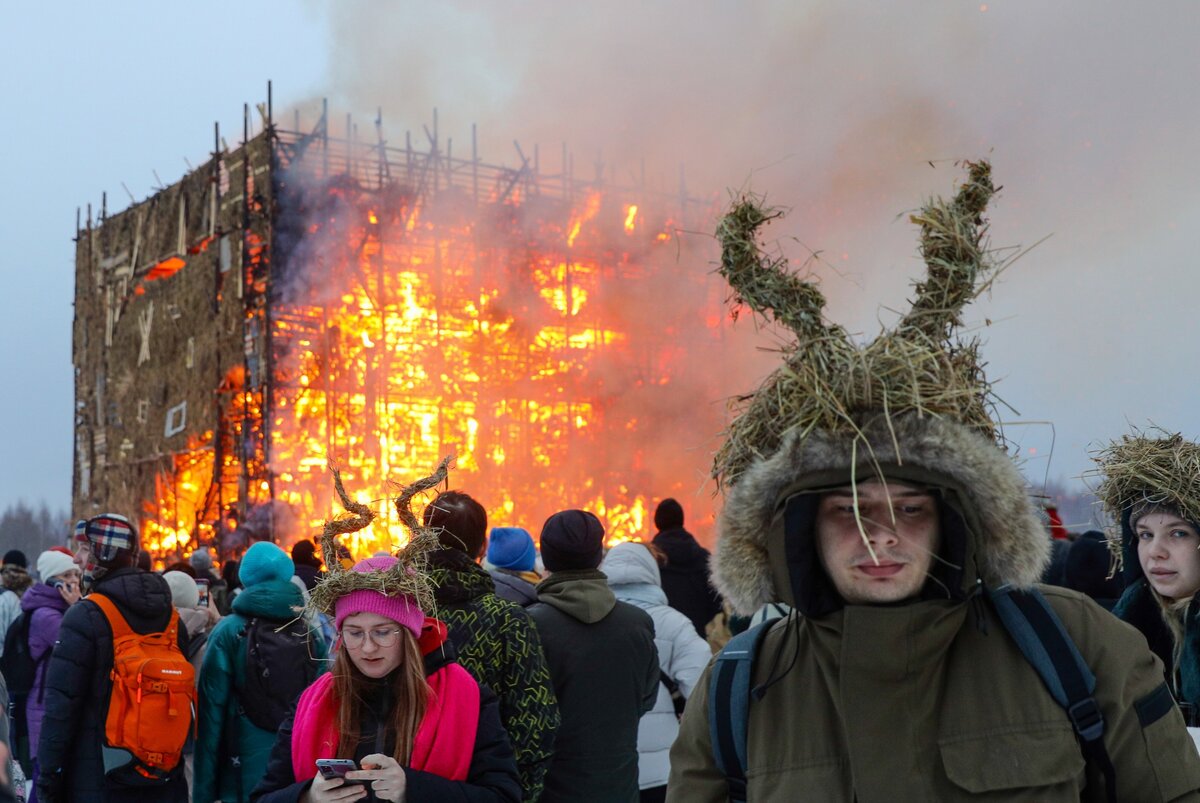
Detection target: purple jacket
<box><xmin>21</xmin><ymin>582</ymin><xmax>69</xmax><ymax>751</ymax></box>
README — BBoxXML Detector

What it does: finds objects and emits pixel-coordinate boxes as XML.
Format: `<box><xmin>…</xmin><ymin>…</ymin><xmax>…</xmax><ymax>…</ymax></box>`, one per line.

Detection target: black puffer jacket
<box><xmin>652</xmin><ymin>528</ymin><xmax>722</xmax><ymax>637</ymax></box>
<box><xmin>36</xmin><ymin>568</ymin><xmax>189</xmax><ymax>803</ymax></box>
<box><xmin>249</xmin><ymin>640</ymin><xmax>521</xmax><ymax>803</ymax></box>
<box><xmin>528</xmin><ymin>570</ymin><xmax>659</xmax><ymax>803</ymax></box>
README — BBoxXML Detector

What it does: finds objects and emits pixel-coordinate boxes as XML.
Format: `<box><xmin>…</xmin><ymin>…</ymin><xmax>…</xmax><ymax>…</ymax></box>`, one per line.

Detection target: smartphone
<box><xmin>195</xmin><ymin>578</ymin><xmax>210</xmax><ymax>608</ymax></box>
<box><xmin>315</xmin><ymin>758</ymin><xmax>360</xmax><ymax>785</ymax></box>
<box><xmin>50</xmin><ymin>579</ymin><xmax>65</xmax><ymax>590</ymax></box>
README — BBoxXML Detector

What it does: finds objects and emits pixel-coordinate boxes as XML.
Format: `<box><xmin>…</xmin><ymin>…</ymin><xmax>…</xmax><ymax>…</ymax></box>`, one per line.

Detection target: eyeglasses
<box><xmin>340</xmin><ymin>627</ymin><xmax>404</xmax><ymax>649</ymax></box>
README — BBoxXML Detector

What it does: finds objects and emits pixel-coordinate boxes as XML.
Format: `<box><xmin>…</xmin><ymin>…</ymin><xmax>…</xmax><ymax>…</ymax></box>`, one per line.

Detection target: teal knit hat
<box><xmin>239</xmin><ymin>541</ymin><xmax>294</xmax><ymax>586</ymax></box>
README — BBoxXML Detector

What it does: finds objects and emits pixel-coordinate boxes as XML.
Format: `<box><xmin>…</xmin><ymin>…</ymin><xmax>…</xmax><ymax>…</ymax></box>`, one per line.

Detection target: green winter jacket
<box><xmin>194</xmin><ymin>580</ymin><xmax>328</xmax><ymax>803</ymax></box>
<box><xmin>669</xmin><ymin>413</ymin><xmax>1200</xmax><ymax>802</ymax></box>
<box><xmin>428</xmin><ymin>549</ymin><xmax>559</xmax><ymax>803</ymax></box>
<box><xmin>671</xmin><ymin>589</ymin><xmax>1200</xmax><ymax>801</ymax></box>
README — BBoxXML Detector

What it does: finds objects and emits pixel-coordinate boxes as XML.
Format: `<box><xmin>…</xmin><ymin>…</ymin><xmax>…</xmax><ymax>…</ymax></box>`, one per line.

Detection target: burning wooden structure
<box><xmin>73</xmin><ymin>98</ymin><xmax>720</xmax><ymax>559</ymax></box>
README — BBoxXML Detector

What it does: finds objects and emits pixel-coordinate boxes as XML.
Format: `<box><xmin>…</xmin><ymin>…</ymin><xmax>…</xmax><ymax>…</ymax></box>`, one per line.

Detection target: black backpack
<box><xmin>0</xmin><ymin>609</ymin><xmax>39</xmax><ymax>697</ymax></box>
<box><xmin>237</xmin><ymin>617</ymin><xmax>319</xmax><ymax>732</ymax></box>
<box><xmin>709</xmin><ymin>586</ymin><xmax>1119</xmax><ymax>803</ymax></box>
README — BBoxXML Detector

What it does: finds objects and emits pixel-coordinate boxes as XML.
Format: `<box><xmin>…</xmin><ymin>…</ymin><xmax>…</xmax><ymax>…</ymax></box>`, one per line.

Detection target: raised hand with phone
<box><xmin>51</xmin><ymin>577</ymin><xmax>81</xmax><ymax>606</ymax></box>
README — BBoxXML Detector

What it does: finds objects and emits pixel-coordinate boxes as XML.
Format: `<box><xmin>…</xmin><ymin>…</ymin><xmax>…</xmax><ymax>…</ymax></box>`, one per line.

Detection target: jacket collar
<box><xmin>428</xmin><ymin>549</ymin><xmax>495</xmax><ymax>604</ymax></box>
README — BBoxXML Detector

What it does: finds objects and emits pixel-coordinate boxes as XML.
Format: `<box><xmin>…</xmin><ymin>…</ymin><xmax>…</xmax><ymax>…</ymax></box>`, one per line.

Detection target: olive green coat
<box><xmin>670</xmin><ymin>413</ymin><xmax>1200</xmax><ymax>802</ymax></box>
<box><xmin>669</xmin><ymin>588</ymin><xmax>1200</xmax><ymax>801</ymax></box>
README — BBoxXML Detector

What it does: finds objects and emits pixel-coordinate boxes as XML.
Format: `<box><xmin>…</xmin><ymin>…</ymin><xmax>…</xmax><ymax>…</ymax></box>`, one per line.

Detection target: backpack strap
<box><xmin>708</xmin><ymin>620</ymin><xmax>775</xmax><ymax>803</ymax></box>
<box><xmin>660</xmin><ymin>670</ymin><xmax>686</xmax><ymax>719</ymax></box>
<box><xmin>90</xmin><ymin>592</ymin><xmax>181</xmax><ymax>642</ymax></box>
<box><xmin>89</xmin><ymin>593</ymin><xmax>134</xmax><ymax>639</ymax></box>
<box><xmin>987</xmin><ymin>585</ymin><xmax>1118</xmax><ymax>803</ymax></box>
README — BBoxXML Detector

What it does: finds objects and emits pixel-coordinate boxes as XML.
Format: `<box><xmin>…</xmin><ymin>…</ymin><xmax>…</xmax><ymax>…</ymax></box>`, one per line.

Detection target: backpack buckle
<box><xmin>1068</xmin><ymin>698</ymin><xmax>1104</xmax><ymax>742</ymax></box>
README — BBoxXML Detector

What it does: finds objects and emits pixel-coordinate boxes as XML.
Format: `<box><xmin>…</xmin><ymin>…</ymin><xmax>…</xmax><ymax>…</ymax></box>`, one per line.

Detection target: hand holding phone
<box><xmin>195</xmin><ymin>578</ymin><xmax>210</xmax><ymax>608</ymax></box>
<box><xmin>52</xmin><ymin>578</ymin><xmax>82</xmax><ymax>605</ymax></box>
<box><xmin>347</xmin><ymin>753</ymin><xmax>407</xmax><ymax>802</ymax></box>
<box><xmin>311</xmin><ymin>759</ymin><xmax>365</xmax><ymax>802</ymax></box>
<box><xmin>316</xmin><ymin>758</ymin><xmax>358</xmax><ymax>781</ymax></box>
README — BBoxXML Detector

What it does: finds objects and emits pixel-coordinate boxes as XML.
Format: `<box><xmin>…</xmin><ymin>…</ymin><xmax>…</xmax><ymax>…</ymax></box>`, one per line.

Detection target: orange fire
<box><xmin>624</xmin><ymin>204</ymin><xmax>638</xmax><ymax>233</ymax></box>
<box><xmin>138</xmin><ymin>137</ymin><xmax>716</xmax><ymax>561</ymax></box>
<box><xmin>263</xmin><ymin>180</ymin><xmax>683</xmax><ymax>554</ymax></box>
<box><xmin>141</xmin><ymin>431</ymin><xmax>229</xmax><ymax>557</ymax></box>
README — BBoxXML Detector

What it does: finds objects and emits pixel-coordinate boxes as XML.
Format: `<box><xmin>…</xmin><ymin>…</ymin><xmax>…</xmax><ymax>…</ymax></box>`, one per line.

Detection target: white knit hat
<box><xmin>163</xmin><ymin>571</ymin><xmax>200</xmax><ymax>609</ymax></box>
<box><xmin>37</xmin><ymin>550</ymin><xmax>76</xmax><ymax>583</ymax></box>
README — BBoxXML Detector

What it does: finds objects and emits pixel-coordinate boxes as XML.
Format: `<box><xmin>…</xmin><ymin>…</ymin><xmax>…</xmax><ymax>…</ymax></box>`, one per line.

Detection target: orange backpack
<box><xmin>90</xmin><ymin>593</ymin><xmax>196</xmax><ymax>780</ymax></box>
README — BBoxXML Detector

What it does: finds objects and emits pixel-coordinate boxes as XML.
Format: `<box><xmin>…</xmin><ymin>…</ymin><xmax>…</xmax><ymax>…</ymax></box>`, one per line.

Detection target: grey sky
<box><xmin>3</xmin><ymin>2</ymin><xmax>1199</xmax><ymax>526</ymax></box>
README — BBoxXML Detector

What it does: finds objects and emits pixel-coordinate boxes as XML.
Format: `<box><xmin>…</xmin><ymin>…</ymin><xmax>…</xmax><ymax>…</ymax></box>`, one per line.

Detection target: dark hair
<box><xmin>423</xmin><ymin>491</ymin><xmax>488</xmax><ymax>558</ymax></box>
<box><xmin>106</xmin><ymin>551</ymin><xmax>138</xmax><ymax>572</ymax></box>
<box><xmin>164</xmin><ymin>561</ymin><xmax>197</xmax><ymax>578</ymax></box>
<box><xmin>221</xmin><ymin>559</ymin><xmax>241</xmax><ymax>590</ymax></box>
<box><xmin>292</xmin><ymin>539</ymin><xmax>323</xmax><ymax>569</ymax></box>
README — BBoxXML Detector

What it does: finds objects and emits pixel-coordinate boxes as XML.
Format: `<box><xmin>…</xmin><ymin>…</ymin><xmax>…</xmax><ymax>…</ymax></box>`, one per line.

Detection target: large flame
<box><xmin>140</xmin><ymin>135</ymin><xmax>717</xmax><ymax>561</ymax></box>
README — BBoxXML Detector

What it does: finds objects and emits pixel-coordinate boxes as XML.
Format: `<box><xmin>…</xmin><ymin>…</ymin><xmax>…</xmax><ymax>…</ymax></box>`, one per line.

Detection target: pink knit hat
<box><xmin>333</xmin><ymin>555</ymin><xmax>425</xmax><ymax>636</ymax></box>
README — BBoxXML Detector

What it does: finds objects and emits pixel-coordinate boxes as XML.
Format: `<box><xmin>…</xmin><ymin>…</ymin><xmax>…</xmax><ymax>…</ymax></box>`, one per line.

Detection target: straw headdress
<box><xmin>1089</xmin><ymin>429</ymin><xmax>1200</xmax><ymax>570</ymax></box>
<box><xmin>713</xmin><ymin>160</ymin><xmax>1001</xmax><ymax>492</ymax></box>
<box><xmin>710</xmin><ymin>161</ymin><xmax>1051</xmax><ymax>615</ymax></box>
<box><xmin>307</xmin><ymin>456</ymin><xmax>452</xmax><ymax>619</ymax></box>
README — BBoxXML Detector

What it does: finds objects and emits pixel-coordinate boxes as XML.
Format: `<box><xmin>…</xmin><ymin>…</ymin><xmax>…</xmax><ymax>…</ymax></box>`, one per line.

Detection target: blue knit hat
<box><xmin>239</xmin><ymin>541</ymin><xmax>294</xmax><ymax>587</ymax></box>
<box><xmin>488</xmin><ymin>527</ymin><xmax>536</xmax><ymax>572</ymax></box>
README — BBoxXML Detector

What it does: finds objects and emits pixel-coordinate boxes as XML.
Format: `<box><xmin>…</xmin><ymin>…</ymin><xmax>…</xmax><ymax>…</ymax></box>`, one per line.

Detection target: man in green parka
<box><xmin>666</xmin><ymin>162</ymin><xmax>1200</xmax><ymax>802</ymax></box>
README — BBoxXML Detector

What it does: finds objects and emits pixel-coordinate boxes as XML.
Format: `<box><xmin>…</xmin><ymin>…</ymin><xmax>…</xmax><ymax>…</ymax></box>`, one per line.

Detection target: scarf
<box><xmin>291</xmin><ymin>621</ymin><xmax>480</xmax><ymax>782</ymax></box>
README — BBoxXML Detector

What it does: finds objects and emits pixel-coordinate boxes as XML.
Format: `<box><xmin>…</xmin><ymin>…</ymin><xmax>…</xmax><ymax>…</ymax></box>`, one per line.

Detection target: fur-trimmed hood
<box><xmin>712</xmin><ymin>412</ymin><xmax>1048</xmax><ymax>615</ymax></box>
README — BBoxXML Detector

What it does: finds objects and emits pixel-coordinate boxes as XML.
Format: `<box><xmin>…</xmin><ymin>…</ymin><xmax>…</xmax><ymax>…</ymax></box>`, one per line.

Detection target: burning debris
<box><xmin>73</xmin><ymin>101</ymin><xmax>722</xmax><ymax>560</ymax></box>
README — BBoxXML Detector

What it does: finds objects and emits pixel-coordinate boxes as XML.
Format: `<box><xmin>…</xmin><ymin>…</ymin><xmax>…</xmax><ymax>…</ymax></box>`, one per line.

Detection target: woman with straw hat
<box><xmin>1095</xmin><ymin>430</ymin><xmax>1200</xmax><ymax>725</ymax></box>
<box><xmin>250</xmin><ymin>463</ymin><xmax>521</xmax><ymax>802</ymax></box>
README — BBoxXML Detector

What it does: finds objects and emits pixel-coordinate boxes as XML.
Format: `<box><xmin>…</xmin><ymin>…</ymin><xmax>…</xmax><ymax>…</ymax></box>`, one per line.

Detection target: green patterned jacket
<box><xmin>428</xmin><ymin>549</ymin><xmax>560</xmax><ymax>802</ymax></box>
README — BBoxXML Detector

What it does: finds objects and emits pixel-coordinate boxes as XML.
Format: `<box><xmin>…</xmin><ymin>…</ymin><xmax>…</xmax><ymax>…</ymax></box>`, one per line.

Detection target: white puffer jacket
<box><xmin>602</xmin><ymin>542</ymin><xmax>714</xmax><ymax>790</ymax></box>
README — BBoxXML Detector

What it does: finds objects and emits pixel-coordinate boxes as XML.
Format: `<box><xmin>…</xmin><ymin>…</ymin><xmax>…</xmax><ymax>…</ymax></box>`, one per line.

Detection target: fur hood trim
<box><xmin>712</xmin><ymin>412</ymin><xmax>1048</xmax><ymax>615</ymax></box>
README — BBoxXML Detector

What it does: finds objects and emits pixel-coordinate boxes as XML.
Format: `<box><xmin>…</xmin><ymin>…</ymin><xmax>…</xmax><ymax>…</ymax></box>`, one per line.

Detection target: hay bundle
<box><xmin>716</xmin><ymin>200</ymin><xmax>848</xmax><ymax>344</ymax></box>
<box><xmin>1091</xmin><ymin>429</ymin><xmax>1200</xmax><ymax>532</ymax></box>
<box><xmin>713</xmin><ymin>160</ymin><xmax>1001</xmax><ymax>490</ymax></box>
<box><xmin>308</xmin><ymin>456</ymin><xmax>452</xmax><ymax>618</ymax></box>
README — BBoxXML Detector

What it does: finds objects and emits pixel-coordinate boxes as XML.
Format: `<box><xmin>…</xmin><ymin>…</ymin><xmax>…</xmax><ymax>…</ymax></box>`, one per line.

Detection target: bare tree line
<box><xmin>0</xmin><ymin>501</ymin><xmax>72</xmax><ymax>564</ymax></box>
